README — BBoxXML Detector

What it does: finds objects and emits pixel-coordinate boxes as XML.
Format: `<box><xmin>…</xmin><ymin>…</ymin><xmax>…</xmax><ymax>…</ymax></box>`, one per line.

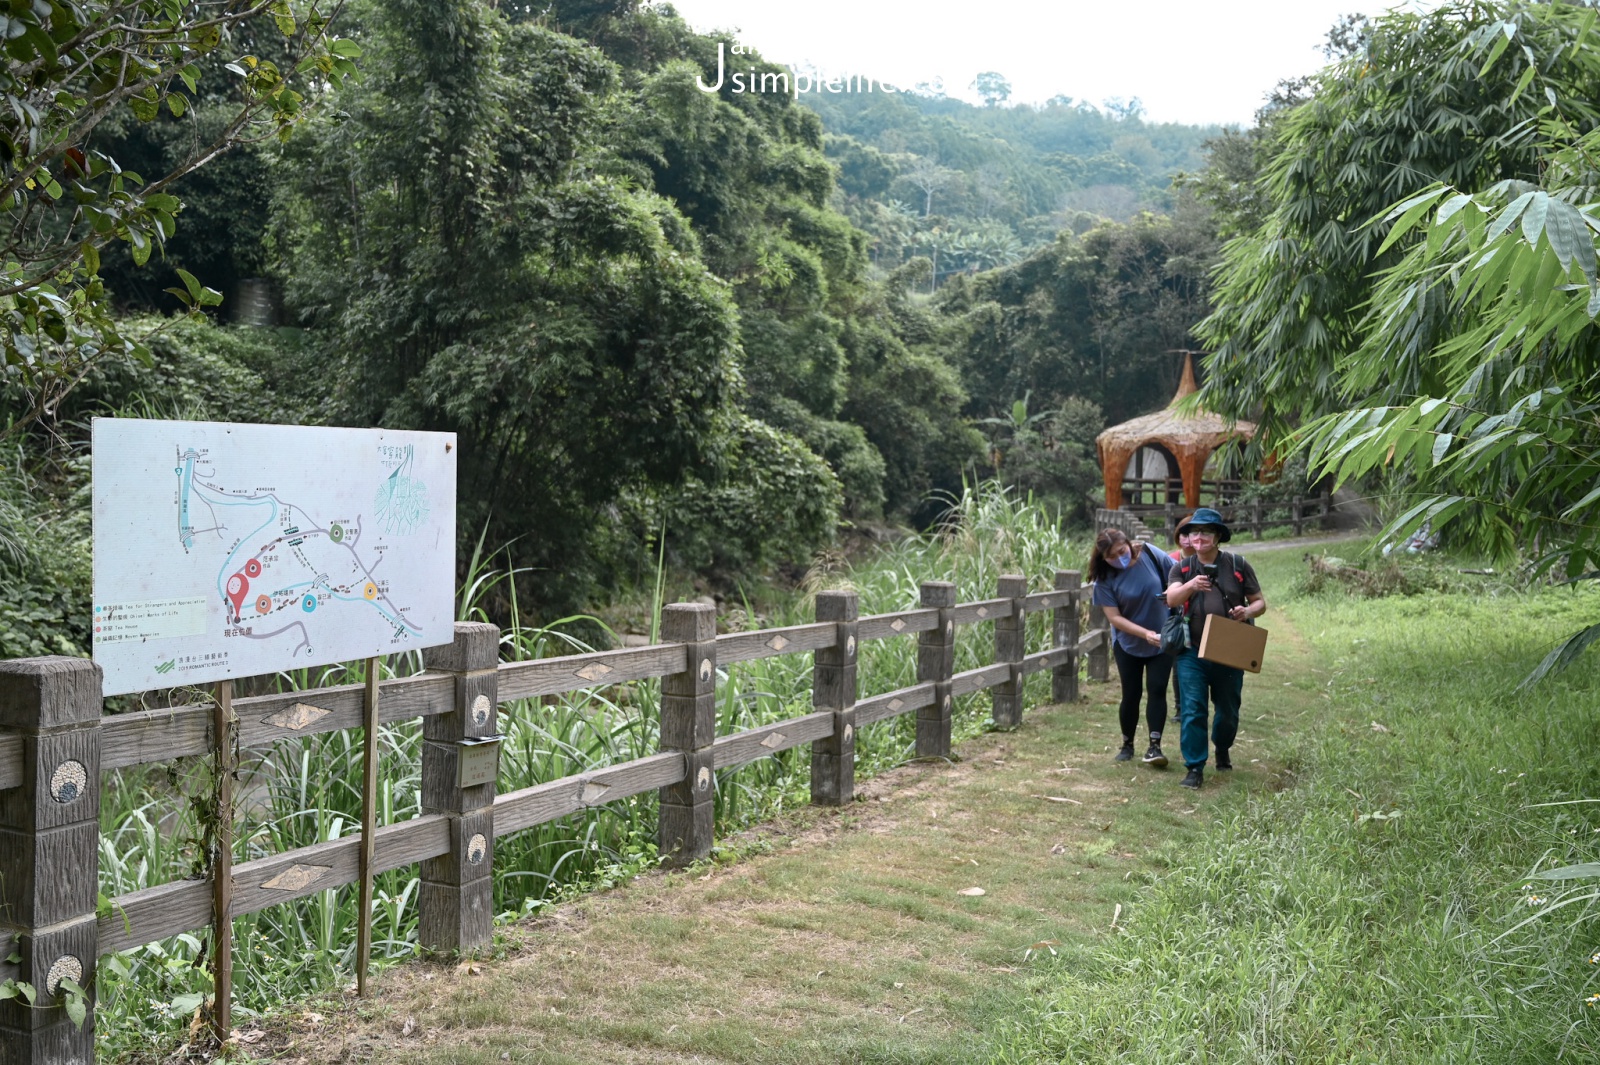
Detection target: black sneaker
<box><xmin>1114</xmin><ymin>742</ymin><xmax>1135</xmax><ymax>762</ymax></box>
<box><xmin>1215</xmin><ymin>749</ymin><xmax>1233</xmax><ymax>771</ymax></box>
<box><xmin>1179</xmin><ymin>767</ymin><xmax>1203</xmax><ymax>790</ymax></box>
<box><xmin>1142</xmin><ymin>743</ymin><xmax>1168</xmax><ymax>768</ymax></box>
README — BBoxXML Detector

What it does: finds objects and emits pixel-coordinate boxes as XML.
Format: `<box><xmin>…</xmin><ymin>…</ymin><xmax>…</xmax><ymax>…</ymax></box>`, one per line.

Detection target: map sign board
<box><xmin>92</xmin><ymin>419</ymin><xmax>457</xmax><ymax>696</ymax></box>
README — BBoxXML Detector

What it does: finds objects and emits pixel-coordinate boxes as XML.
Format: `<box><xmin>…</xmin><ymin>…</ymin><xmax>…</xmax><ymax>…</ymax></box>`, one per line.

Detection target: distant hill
<box><xmin>803</xmin><ymin>87</ymin><xmax>1222</xmax><ymax>282</ymax></box>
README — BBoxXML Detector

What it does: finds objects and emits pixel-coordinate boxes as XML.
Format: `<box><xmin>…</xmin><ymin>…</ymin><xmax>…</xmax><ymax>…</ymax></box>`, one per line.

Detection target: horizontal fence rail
<box><xmin>0</xmin><ymin>571</ymin><xmax>1112</xmax><ymax>1057</ymax></box>
<box><xmin>1102</xmin><ymin>491</ymin><xmax>1333</xmax><ymax>541</ymax></box>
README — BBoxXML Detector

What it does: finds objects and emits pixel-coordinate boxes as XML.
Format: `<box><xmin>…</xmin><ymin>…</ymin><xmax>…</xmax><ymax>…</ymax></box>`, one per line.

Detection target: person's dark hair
<box><xmin>1088</xmin><ymin>527</ymin><xmax>1136</xmax><ymax>583</ymax></box>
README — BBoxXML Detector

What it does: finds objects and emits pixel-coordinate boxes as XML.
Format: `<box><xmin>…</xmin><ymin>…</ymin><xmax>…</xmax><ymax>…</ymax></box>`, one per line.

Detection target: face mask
<box><xmin>1111</xmin><ymin>554</ymin><xmax>1132</xmax><ymax>570</ymax></box>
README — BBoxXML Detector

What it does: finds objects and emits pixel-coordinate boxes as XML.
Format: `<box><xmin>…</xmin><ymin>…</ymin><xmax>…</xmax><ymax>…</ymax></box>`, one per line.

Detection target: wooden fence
<box><xmin>0</xmin><ymin>574</ymin><xmax>1111</xmax><ymax>1061</ymax></box>
<box><xmin>1099</xmin><ymin>491</ymin><xmax>1332</xmax><ymax>542</ymax></box>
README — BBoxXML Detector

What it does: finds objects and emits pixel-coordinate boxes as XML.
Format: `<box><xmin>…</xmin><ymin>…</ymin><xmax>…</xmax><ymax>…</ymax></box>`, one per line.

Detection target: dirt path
<box><xmin>246</xmin><ymin>578</ymin><xmax>1329</xmax><ymax>1065</ymax></box>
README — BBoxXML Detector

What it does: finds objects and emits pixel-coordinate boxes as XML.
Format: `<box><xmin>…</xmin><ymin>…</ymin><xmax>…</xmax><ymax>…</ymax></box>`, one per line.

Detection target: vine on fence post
<box><xmin>0</xmin><ymin>657</ymin><xmax>104</xmax><ymax>1061</ymax></box>
<box><xmin>207</xmin><ymin>678</ymin><xmax>236</xmax><ymax>1043</ymax></box>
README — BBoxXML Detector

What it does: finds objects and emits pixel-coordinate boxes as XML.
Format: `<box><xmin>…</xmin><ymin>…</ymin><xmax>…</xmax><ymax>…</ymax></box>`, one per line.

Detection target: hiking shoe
<box><xmin>1114</xmin><ymin>742</ymin><xmax>1135</xmax><ymax>762</ymax></box>
<box><xmin>1179</xmin><ymin>767</ymin><xmax>1204</xmax><ymax>790</ymax></box>
<box><xmin>1215</xmin><ymin>749</ymin><xmax>1233</xmax><ymax>771</ymax></box>
<box><xmin>1142</xmin><ymin>742</ymin><xmax>1169</xmax><ymax>768</ymax></box>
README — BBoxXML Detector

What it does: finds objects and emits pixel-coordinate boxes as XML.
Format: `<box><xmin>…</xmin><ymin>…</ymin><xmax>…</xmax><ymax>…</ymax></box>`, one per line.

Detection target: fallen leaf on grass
<box><xmin>1035</xmin><ymin>795</ymin><xmax>1083</xmax><ymax>805</ymax></box>
<box><xmin>401</xmin><ymin>1017</ymin><xmax>416</xmax><ymax>1036</ymax></box>
<box><xmin>958</xmin><ymin>887</ymin><xmax>986</xmax><ymax>896</ymax></box>
<box><xmin>1023</xmin><ymin>939</ymin><xmax>1059</xmax><ymax>961</ymax></box>
<box><xmin>899</xmin><ymin>1007</ymin><xmax>925</xmax><ymax>1024</ymax></box>
<box><xmin>1049</xmin><ymin>843</ymin><xmax>1065</xmax><ymax>855</ymax></box>
<box><xmin>1371</xmin><ymin>721</ymin><xmax>1390</xmax><ymax>733</ymax></box>
<box><xmin>1111</xmin><ymin>903</ymin><xmax>1123</xmax><ymax>930</ymax></box>
<box><xmin>455</xmin><ymin>961</ymin><xmax>482</xmax><ymax>976</ymax></box>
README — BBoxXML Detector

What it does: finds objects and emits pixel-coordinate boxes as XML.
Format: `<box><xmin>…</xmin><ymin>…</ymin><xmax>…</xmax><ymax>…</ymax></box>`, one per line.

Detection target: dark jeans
<box><xmin>1113</xmin><ymin>642</ymin><xmax>1171</xmax><ymax>742</ymax></box>
<box><xmin>1174</xmin><ymin>648</ymin><xmax>1243</xmax><ymax>768</ymax></box>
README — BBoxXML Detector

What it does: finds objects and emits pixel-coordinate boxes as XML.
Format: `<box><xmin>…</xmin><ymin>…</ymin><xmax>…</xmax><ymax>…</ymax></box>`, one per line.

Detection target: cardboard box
<box><xmin>1198</xmin><ymin>614</ymin><xmax>1269</xmax><ymax>673</ymax></box>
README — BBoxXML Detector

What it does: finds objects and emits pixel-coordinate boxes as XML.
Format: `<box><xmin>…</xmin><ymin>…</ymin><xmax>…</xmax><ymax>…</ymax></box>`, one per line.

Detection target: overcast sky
<box><xmin>657</xmin><ymin>0</ymin><xmax>1437</xmax><ymax>127</ymax></box>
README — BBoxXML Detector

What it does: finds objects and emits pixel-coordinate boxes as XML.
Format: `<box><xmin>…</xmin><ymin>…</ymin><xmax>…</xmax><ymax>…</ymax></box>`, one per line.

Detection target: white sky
<box><xmin>656</xmin><ymin>0</ymin><xmax>1437</xmax><ymax>127</ymax></box>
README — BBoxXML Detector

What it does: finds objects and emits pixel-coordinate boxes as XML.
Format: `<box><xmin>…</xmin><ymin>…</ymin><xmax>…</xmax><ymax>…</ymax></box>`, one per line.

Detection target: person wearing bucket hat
<box><xmin>1165</xmin><ymin>507</ymin><xmax>1266</xmax><ymax>789</ymax></box>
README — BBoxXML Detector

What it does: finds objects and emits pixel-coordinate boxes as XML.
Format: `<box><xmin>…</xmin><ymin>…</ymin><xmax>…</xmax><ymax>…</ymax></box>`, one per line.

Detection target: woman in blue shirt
<box><xmin>1089</xmin><ymin>528</ymin><xmax>1173</xmax><ymax>768</ymax></box>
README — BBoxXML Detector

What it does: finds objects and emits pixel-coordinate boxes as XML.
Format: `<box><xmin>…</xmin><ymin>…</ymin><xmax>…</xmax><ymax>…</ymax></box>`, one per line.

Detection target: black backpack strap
<box><xmin>1174</xmin><ymin>555</ymin><xmax>1193</xmax><ymax>617</ymax></box>
<box><xmin>1218</xmin><ymin>551</ymin><xmax>1251</xmax><ymax>611</ymax></box>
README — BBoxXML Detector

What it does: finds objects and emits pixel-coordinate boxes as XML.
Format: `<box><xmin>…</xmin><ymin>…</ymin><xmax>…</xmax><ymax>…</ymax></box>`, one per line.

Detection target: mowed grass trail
<box><xmin>248</xmin><ymin>545</ymin><xmax>1330</xmax><ymax>1064</ymax></box>
<box><xmin>990</xmin><ymin>551</ymin><xmax>1600</xmax><ymax>1063</ymax></box>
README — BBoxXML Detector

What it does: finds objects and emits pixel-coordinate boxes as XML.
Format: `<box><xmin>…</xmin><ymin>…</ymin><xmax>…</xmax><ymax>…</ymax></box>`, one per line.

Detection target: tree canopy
<box><xmin>0</xmin><ymin>0</ymin><xmax>355</xmax><ymax>430</ymax></box>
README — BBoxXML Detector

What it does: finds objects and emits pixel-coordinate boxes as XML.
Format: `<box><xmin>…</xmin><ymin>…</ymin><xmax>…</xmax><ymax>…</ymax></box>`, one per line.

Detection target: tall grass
<box><xmin>98</xmin><ymin>484</ymin><xmax>1085</xmax><ymax>1059</ymax></box>
<box><xmin>988</xmin><ymin>552</ymin><xmax>1600</xmax><ymax>1063</ymax></box>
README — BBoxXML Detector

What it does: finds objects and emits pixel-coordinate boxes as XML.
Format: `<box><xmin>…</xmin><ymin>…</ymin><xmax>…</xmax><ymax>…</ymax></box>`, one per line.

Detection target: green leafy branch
<box><xmin>0</xmin><ymin>952</ymin><xmax>90</xmax><ymax>1030</ymax></box>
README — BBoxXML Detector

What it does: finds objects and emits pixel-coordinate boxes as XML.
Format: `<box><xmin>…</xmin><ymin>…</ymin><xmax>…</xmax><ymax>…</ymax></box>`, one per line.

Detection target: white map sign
<box><xmin>92</xmin><ymin>419</ymin><xmax>457</xmax><ymax>695</ymax></box>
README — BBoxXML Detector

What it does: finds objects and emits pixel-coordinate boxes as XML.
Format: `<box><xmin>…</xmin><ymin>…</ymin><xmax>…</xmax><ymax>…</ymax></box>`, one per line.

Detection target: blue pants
<box><xmin>1174</xmin><ymin>648</ymin><xmax>1243</xmax><ymax>769</ymax></box>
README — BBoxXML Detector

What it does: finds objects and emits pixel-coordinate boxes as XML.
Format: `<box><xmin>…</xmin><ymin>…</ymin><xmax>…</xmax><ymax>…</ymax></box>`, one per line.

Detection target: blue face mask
<box><xmin>1111</xmin><ymin>553</ymin><xmax>1132</xmax><ymax>570</ymax></box>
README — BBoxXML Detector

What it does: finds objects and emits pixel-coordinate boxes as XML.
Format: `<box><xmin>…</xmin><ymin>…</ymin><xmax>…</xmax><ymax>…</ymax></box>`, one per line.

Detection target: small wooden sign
<box><xmin>457</xmin><ymin>736</ymin><xmax>503</xmax><ymax>788</ymax></box>
<box><xmin>1198</xmin><ymin>614</ymin><xmax>1269</xmax><ymax>673</ymax></box>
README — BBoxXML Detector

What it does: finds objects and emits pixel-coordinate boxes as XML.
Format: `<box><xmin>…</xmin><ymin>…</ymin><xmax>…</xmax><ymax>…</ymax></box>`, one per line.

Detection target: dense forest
<box><xmin>14</xmin><ymin>2</ymin><xmax>1594</xmax><ymax>653</ymax></box>
<box><xmin>0</xmin><ymin>0</ymin><xmax>1292</xmax><ymax>660</ymax></box>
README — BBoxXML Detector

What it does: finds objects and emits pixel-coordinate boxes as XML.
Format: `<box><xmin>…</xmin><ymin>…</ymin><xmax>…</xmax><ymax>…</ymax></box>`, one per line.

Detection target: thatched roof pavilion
<box><xmin>1095</xmin><ymin>354</ymin><xmax>1256</xmax><ymax>511</ymax></box>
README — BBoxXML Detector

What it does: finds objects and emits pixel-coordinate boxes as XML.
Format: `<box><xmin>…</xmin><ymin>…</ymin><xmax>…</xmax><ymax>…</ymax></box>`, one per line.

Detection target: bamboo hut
<box><xmin>1095</xmin><ymin>353</ymin><xmax>1256</xmax><ymax>511</ymax></box>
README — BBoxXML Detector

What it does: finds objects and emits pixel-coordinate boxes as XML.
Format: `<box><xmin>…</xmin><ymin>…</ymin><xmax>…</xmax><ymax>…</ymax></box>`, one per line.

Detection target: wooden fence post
<box><xmin>1052</xmin><ymin>570</ymin><xmax>1081</xmax><ymax>704</ymax></box>
<box><xmin>916</xmin><ymin>581</ymin><xmax>957</xmax><ymax>759</ymax></box>
<box><xmin>991</xmin><ymin>575</ymin><xmax>1026</xmax><ymax>729</ymax></box>
<box><xmin>810</xmin><ymin>590</ymin><xmax>858</xmax><ymax>807</ymax></box>
<box><xmin>419</xmin><ymin>621</ymin><xmax>500</xmax><ymax>954</ymax></box>
<box><xmin>1087</xmin><ymin>593</ymin><xmax>1110</xmax><ymax>684</ymax></box>
<box><xmin>0</xmin><ymin>657</ymin><xmax>102</xmax><ymax>1063</ymax></box>
<box><xmin>659</xmin><ymin>603</ymin><xmax>716</xmax><ymax>867</ymax></box>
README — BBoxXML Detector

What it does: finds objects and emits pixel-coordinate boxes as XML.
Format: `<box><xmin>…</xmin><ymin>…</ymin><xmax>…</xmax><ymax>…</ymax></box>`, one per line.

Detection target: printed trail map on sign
<box><xmin>92</xmin><ymin>419</ymin><xmax>457</xmax><ymax>696</ymax></box>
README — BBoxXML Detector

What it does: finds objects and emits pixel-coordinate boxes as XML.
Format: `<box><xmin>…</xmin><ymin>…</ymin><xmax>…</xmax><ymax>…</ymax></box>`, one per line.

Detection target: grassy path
<box><xmin>247</xmin><ymin>547</ymin><xmax>1328</xmax><ymax>1064</ymax></box>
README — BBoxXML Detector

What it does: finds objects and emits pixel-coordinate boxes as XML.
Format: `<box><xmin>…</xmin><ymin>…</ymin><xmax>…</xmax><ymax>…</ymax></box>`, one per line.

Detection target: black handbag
<box><xmin>1160</xmin><ymin>607</ymin><xmax>1189</xmax><ymax>656</ymax></box>
<box><xmin>1154</xmin><ymin>549</ymin><xmax>1189</xmax><ymax>656</ymax></box>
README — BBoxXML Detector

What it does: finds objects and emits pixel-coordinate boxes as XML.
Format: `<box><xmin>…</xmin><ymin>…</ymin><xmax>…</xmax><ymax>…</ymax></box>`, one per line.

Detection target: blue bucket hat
<box><xmin>1177</xmin><ymin>506</ymin><xmax>1231</xmax><ymax>542</ymax></box>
